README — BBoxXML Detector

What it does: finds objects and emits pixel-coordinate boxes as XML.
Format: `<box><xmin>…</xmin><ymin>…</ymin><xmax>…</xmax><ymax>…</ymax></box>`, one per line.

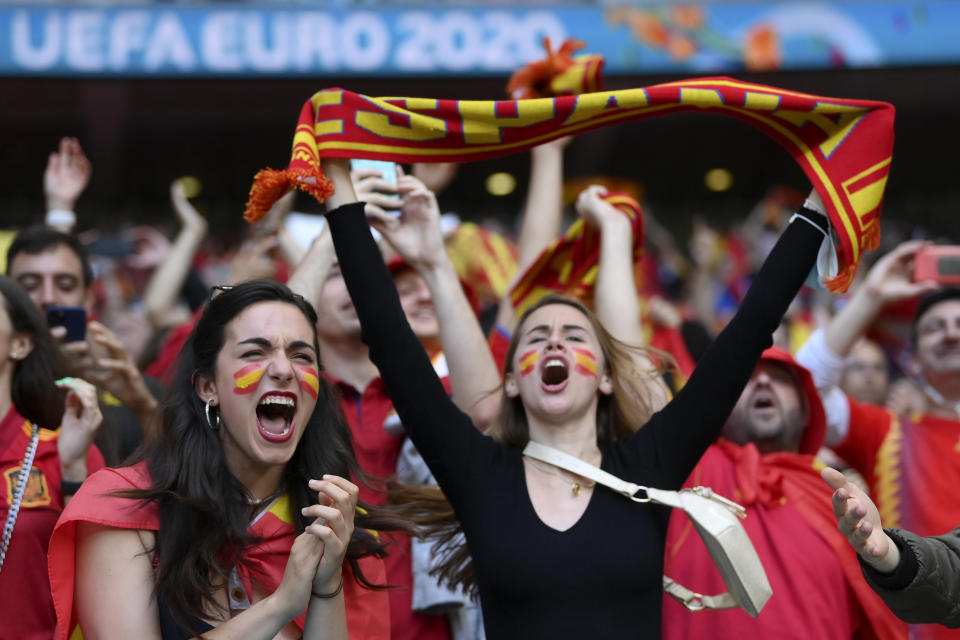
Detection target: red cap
<box><xmin>387</xmin><ymin>255</ymin><xmax>482</xmax><ymax>319</ymax></box>
<box><xmin>758</xmin><ymin>346</ymin><xmax>826</xmax><ymax>455</ymax></box>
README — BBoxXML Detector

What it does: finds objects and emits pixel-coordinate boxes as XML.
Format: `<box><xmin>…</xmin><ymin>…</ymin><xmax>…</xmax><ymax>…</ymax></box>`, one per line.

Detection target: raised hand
<box><xmin>228</xmin><ymin>235</ymin><xmax>280</xmax><ymax>284</ymax></box>
<box><xmin>45</xmin><ymin>137</ymin><xmax>92</xmax><ymax>212</ymax></box>
<box><xmin>367</xmin><ymin>175</ymin><xmax>447</xmax><ymax>271</ymax></box>
<box><xmin>822</xmin><ymin>466</ymin><xmax>900</xmax><ymax>573</ymax></box>
<box><xmin>352</xmin><ymin>165</ymin><xmax>402</xmax><ymax>221</ymax></box>
<box><xmin>55</xmin><ymin>377</ymin><xmax>102</xmax><ymax>481</ymax></box>
<box><xmin>84</xmin><ymin>321</ymin><xmax>158</xmax><ymax>417</ymax></box>
<box><xmin>303</xmin><ymin>475</ymin><xmax>358</xmax><ymax>594</ymax></box>
<box><xmin>575</xmin><ymin>184</ymin><xmax>631</xmax><ymax>233</ymax></box>
<box><xmin>411</xmin><ymin>161</ymin><xmax>459</xmax><ymax>195</ymax></box>
<box><xmin>170</xmin><ymin>179</ymin><xmax>208</xmax><ymax>231</ymax></box>
<box><xmin>861</xmin><ymin>240</ymin><xmax>940</xmax><ymax>307</ymax></box>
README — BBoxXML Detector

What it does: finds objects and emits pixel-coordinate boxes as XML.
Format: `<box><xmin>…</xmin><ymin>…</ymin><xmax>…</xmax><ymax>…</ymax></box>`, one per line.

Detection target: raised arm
<box><xmin>577</xmin><ymin>185</ymin><xmax>670</xmax><ymax>411</ymax></box>
<box><xmin>637</xmin><ymin>190</ymin><xmax>827</xmax><ymax>488</ymax></box>
<box><xmin>320</xmin><ymin>159</ymin><xmax>491</xmax><ymax>499</ymax></box>
<box><xmin>363</xmin><ymin>172</ymin><xmax>502</xmax><ymax>428</ymax></box>
<box><xmin>55</xmin><ymin>377</ymin><xmax>104</xmax><ymax>505</ymax></box>
<box><xmin>44</xmin><ymin>137</ymin><xmax>91</xmax><ymax>233</ymax></box>
<box><xmin>495</xmin><ymin>138</ymin><xmax>570</xmax><ymax>333</ymax></box>
<box><xmin>823</xmin><ymin>241</ymin><xmax>937</xmax><ymax>358</ymax></box>
<box><xmin>796</xmin><ymin>240</ymin><xmax>938</xmax><ymax>444</ymax></box>
<box><xmin>142</xmin><ymin>180</ymin><xmax>209</xmax><ymax>329</ymax></box>
<box><xmin>286</xmin><ymin>224</ymin><xmax>336</xmax><ymax>312</ymax></box>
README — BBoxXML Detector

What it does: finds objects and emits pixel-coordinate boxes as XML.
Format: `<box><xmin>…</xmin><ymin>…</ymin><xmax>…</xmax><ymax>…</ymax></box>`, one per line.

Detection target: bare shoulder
<box><xmin>76</xmin><ymin>523</ymin><xmax>161</xmax><ymax>638</ymax></box>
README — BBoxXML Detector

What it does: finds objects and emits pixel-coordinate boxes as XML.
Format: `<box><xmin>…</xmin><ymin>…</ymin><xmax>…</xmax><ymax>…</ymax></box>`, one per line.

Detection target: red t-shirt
<box><xmin>833</xmin><ymin>402</ymin><xmax>960</xmax><ymax>640</ymax></box>
<box><xmin>329</xmin><ymin>372</ymin><xmax>451</xmax><ymax>640</ymax></box>
<box><xmin>835</xmin><ymin>401</ymin><xmax>960</xmax><ymax>537</ymax></box>
<box><xmin>0</xmin><ymin>406</ymin><xmax>104</xmax><ymax>640</ymax></box>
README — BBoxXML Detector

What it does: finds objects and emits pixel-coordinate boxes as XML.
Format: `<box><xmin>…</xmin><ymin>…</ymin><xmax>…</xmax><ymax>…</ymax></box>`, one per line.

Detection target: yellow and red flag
<box><xmin>506</xmin><ymin>37</ymin><xmax>604</xmax><ymax>100</ymax></box>
<box><xmin>509</xmin><ymin>192</ymin><xmax>644</xmax><ymax>318</ymax></box>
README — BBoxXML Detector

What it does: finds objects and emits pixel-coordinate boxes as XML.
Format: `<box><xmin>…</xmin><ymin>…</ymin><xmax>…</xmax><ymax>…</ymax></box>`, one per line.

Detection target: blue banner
<box><xmin>1</xmin><ymin>3</ymin><xmax>958</xmax><ymax>77</ymax></box>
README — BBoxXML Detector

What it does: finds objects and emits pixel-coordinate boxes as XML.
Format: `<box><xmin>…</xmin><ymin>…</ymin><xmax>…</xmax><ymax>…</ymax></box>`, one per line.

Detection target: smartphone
<box><xmin>87</xmin><ymin>234</ymin><xmax>135</xmax><ymax>258</ymax></box>
<box><xmin>350</xmin><ymin>159</ymin><xmax>398</xmax><ymax>185</ymax></box>
<box><xmin>284</xmin><ymin>212</ymin><xmax>328</xmax><ymax>252</ymax></box>
<box><xmin>46</xmin><ymin>305</ymin><xmax>87</xmax><ymax>342</ymax></box>
<box><xmin>350</xmin><ymin>159</ymin><xmax>401</xmax><ymax>217</ymax></box>
<box><xmin>914</xmin><ymin>246</ymin><xmax>960</xmax><ymax>285</ymax></box>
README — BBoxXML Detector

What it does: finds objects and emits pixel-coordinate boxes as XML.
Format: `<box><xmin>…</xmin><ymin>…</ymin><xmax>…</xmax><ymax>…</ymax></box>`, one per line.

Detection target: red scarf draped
<box><xmin>669</xmin><ymin>441</ymin><xmax>906</xmax><ymax>640</ymax></box>
<box><xmin>48</xmin><ymin>463</ymin><xmax>389</xmax><ymax>640</ymax></box>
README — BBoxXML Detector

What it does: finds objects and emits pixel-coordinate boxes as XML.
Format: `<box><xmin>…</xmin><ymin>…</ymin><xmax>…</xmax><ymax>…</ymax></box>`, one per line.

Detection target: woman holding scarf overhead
<box><xmin>0</xmin><ymin>275</ymin><xmax>103</xmax><ymax>640</ymax></box>
<box><xmin>318</xmin><ymin>156</ymin><xmax>830</xmax><ymax>639</ymax></box>
<box><xmin>48</xmin><ymin>281</ymin><xmax>415</xmax><ymax>640</ymax></box>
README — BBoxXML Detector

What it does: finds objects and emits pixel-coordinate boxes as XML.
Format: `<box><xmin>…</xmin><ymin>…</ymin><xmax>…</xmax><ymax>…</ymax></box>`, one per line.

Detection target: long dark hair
<box><xmin>395</xmin><ymin>294</ymin><xmax>673</xmax><ymax>596</ymax></box>
<box><xmin>121</xmin><ymin>280</ymin><xmax>414</xmax><ymax>631</ymax></box>
<box><xmin>0</xmin><ymin>275</ymin><xmax>66</xmax><ymax>428</ymax></box>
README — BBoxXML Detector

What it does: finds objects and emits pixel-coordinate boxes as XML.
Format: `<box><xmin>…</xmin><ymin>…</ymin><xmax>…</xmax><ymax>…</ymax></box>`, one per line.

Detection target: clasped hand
<box><xmin>275</xmin><ymin>475</ymin><xmax>359</xmax><ymax>619</ymax></box>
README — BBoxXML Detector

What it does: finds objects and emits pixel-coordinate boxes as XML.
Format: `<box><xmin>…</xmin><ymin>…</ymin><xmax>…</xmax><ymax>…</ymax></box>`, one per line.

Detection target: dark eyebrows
<box><xmin>288</xmin><ymin>340</ymin><xmax>317</xmax><ymax>353</ymax></box>
<box><xmin>237</xmin><ymin>337</ymin><xmax>316</xmax><ymax>353</ymax></box>
<box><xmin>523</xmin><ymin>323</ymin><xmax>588</xmax><ymax>337</ymax></box>
<box><xmin>238</xmin><ymin>337</ymin><xmax>272</xmax><ymax>348</ymax></box>
<box><xmin>524</xmin><ymin>324</ymin><xmax>550</xmax><ymax>337</ymax></box>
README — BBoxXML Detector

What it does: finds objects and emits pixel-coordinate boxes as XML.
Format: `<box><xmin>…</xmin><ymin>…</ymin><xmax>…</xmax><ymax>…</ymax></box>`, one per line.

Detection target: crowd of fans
<box><xmin>0</xmin><ymin>131</ymin><xmax>958</xmax><ymax>640</ymax></box>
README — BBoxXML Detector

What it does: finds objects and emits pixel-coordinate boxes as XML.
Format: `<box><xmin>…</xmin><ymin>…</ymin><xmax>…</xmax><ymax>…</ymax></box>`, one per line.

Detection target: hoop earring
<box><xmin>205</xmin><ymin>399</ymin><xmax>220</xmax><ymax>430</ymax></box>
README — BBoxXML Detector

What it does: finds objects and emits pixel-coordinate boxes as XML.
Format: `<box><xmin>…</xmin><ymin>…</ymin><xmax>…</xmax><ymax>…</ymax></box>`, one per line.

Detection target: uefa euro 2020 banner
<box><xmin>1</xmin><ymin>2</ymin><xmax>960</xmax><ymax>77</ymax></box>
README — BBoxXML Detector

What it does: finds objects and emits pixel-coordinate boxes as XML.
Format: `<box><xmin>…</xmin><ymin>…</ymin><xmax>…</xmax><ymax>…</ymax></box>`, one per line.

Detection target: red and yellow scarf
<box><xmin>245</xmin><ymin>78</ymin><xmax>894</xmax><ymax>293</ymax></box>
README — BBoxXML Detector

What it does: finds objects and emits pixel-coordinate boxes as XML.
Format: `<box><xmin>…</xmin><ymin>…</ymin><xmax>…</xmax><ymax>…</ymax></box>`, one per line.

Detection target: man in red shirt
<box><xmin>663</xmin><ymin>348</ymin><xmax>907</xmax><ymax>640</ymax></box>
<box><xmin>797</xmin><ymin>241</ymin><xmax>960</xmax><ymax>640</ymax></box>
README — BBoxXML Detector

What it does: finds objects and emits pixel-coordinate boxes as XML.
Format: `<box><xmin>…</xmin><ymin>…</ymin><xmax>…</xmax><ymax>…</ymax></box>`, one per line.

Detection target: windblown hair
<box><xmin>395</xmin><ymin>294</ymin><xmax>673</xmax><ymax>596</ymax></box>
<box><xmin>0</xmin><ymin>275</ymin><xmax>67</xmax><ymax>429</ymax></box>
<box><xmin>119</xmin><ymin>280</ymin><xmax>415</xmax><ymax>632</ymax></box>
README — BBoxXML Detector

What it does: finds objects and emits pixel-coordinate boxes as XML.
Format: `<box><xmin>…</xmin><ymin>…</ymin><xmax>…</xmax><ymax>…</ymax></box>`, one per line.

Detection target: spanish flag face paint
<box><xmin>298</xmin><ymin>366</ymin><xmax>320</xmax><ymax>400</ymax></box>
<box><xmin>571</xmin><ymin>347</ymin><xmax>599</xmax><ymax>378</ymax></box>
<box><xmin>233</xmin><ymin>364</ymin><xmax>266</xmax><ymax>395</ymax></box>
<box><xmin>518</xmin><ymin>349</ymin><xmax>540</xmax><ymax>377</ymax></box>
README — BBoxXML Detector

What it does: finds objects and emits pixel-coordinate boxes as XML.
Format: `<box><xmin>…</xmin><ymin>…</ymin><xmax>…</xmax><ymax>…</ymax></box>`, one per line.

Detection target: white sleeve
<box><xmin>796</xmin><ymin>328</ymin><xmax>848</xmax><ymax>390</ymax></box>
<box><xmin>797</xmin><ymin>328</ymin><xmax>851</xmax><ymax>446</ymax></box>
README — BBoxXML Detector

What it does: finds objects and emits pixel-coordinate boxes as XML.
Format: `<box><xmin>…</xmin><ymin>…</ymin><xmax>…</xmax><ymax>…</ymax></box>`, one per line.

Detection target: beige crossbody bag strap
<box><xmin>523</xmin><ymin>441</ymin><xmax>758</xmax><ymax>613</ymax></box>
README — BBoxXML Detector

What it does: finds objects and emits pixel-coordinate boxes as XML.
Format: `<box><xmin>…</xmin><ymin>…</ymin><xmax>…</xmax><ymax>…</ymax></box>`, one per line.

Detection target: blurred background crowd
<box><xmin>1</xmin><ymin>1</ymin><xmax>959</xmax><ymax>639</ymax></box>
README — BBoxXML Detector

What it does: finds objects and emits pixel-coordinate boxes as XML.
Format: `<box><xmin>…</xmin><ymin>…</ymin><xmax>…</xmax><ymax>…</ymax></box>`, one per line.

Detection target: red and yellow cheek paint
<box><xmin>571</xmin><ymin>347</ymin><xmax>598</xmax><ymax>378</ymax></box>
<box><xmin>298</xmin><ymin>366</ymin><xmax>320</xmax><ymax>400</ymax></box>
<box><xmin>233</xmin><ymin>364</ymin><xmax>265</xmax><ymax>394</ymax></box>
<box><xmin>518</xmin><ymin>350</ymin><xmax>540</xmax><ymax>377</ymax></box>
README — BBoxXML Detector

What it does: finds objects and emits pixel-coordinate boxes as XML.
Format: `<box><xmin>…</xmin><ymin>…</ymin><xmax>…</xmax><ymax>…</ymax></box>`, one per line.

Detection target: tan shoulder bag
<box><xmin>523</xmin><ymin>441</ymin><xmax>772</xmax><ymax>617</ymax></box>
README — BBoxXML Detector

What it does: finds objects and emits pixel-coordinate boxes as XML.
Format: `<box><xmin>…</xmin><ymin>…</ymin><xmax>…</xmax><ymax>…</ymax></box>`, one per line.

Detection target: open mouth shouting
<box><xmin>749</xmin><ymin>391</ymin><xmax>779</xmax><ymax>419</ymax></box>
<box><xmin>256</xmin><ymin>391</ymin><xmax>298</xmax><ymax>443</ymax></box>
<box><xmin>541</xmin><ymin>356</ymin><xmax>570</xmax><ymax>392</ymax></box>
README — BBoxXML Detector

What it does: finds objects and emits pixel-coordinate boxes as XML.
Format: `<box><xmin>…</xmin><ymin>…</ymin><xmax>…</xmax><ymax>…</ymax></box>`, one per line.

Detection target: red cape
<box><xmin>664</xmin><ymin>441</ymin><xmax>906</xmax><ymax>640</ymax></box>
<box><xmin>48</xmin><ymin>462</ymin><xmax>390</xmax><ymax>639</ymax></box>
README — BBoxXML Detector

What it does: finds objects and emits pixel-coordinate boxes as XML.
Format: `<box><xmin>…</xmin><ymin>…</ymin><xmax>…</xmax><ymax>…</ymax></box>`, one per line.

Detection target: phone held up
<box><xmin>350</xmin><ymin>159</ymin><xmax>401</xmax><ymax>218</ymax></box>
<box><xmin>46</xmin><ymin>305</ymin><xmax>87</xmax><ymax>342</ymax></box>
<box><xmin>914</xmin><ymin>246</ymin><xmax>960</xmax><ymax>286</ymax></box>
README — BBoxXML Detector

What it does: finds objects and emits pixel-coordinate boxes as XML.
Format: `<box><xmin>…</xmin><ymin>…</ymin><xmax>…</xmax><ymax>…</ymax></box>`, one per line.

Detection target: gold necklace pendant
<box><xmin>572</xmin><ymin>482</ymin><xmax>581</xmax><ymax>497</ymax></box>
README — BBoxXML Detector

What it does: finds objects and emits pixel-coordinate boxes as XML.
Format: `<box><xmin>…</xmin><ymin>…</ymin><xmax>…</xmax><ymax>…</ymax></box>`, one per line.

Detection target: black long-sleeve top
<box><xmin>328</xmin><ymin>202</ymin><xmax>824</xmax><ymax>639</ymax></box>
